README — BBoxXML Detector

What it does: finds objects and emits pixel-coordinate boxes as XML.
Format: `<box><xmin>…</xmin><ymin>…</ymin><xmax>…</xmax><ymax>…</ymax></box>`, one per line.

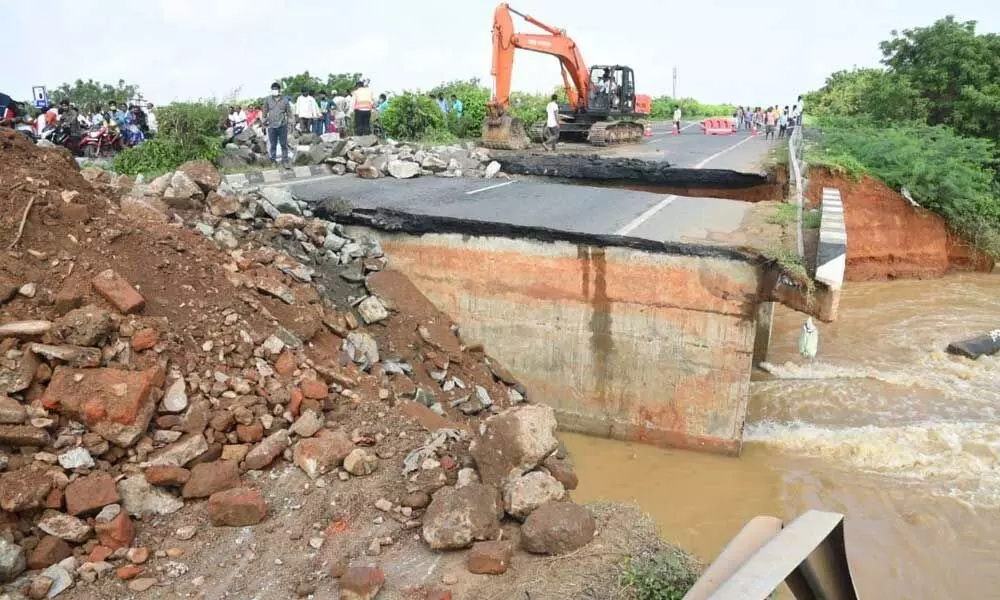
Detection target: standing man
<box><xmin>778</xmin><ymin>106</ymin><xmax>789</xmax><ymax>138</ymax></box>
<box><xmin>672</xmin><ymin>104</ymin><xmax>682</xmax><ymax>135</ymax></box>
<box><xmin>764</xmin><ymin>108</ymin><xmax>776</xmax><ymax>140</ymax></box>
<box><xmin>295</xmin><ymin>90</ymin><xmax>321</xmax><ymax>136</ymax></box>
<box><xmin>451</xmin><ymin>94</ymin><xmax>463</xmax><ymax>117</ymax></box>
<box><xmin>541</xmin><ymin>94</ymin><xmax>560</xmax><ymax>151</ymax></box>
<box><xmin>263</xmin><ymin>81</ymin><xmax>294</xmax><ymax>166</ymax></box>
<box><xmin>352</xmin><ymin>80</ymin><xmax>374</xmax><ymax>136</ymax></box>
<box><xmin>317</xmin><ymin>91</ymin><xmax>332</xmax><ymax>135</ymax></box>
<box><xmin>332</xmin><ymin>89</ymin><xmax>347</xmax><ymax>134</ymax></box>
<box><xmin>145</xmin><ymin>103</ymin><xmax>158</xmax><ymax>137</ymax></box>
<box><xmin>796</xmin><ymin>95</ymin><xmax>805</xmax><ymax>125</ymax></box>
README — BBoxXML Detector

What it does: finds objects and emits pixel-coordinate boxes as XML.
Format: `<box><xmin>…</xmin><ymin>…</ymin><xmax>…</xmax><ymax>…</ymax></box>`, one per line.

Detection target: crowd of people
<box><xmin>734</xmin><ymin>96</ymin><xmax>804</xmax><ymax>140</ymax></box>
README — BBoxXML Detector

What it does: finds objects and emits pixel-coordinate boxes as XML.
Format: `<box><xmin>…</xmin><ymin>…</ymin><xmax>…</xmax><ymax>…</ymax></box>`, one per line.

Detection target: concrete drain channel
<box><xmin>496</xmin><ymin>153</ymin><xmax>786</xmax><ymax>203</ymax></box>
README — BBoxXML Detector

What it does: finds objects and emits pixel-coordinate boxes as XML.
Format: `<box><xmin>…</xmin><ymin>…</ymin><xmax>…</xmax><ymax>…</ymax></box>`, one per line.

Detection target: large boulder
<box><xmin>353</xmin><ymin>135</ymin><xmax>378</xmax><ymax>148</ymax></box>
<box><xmin>503</xmin><ymin>471</ymin><xmax>565</xmax><ymax>519</ymax></box>
<box><xmin>259</xmin><ymin>187</ymin><xmax>301</xmax><ymax>215</ymax></box>
<box><xmin>470</xmin><ymin>405</ymin><xmax>559</xmax><ymax>488</ymax></box>
<box><xmin>0</xmin><ymin>537</ymin><xmax>26</xmax><ymax>583</ymax></box>
<box><xmin>163</xmin><ymin>170</ymin><xmax>205</xmax><ymax>207</ymax></box>
<box><xmin>422</xmin><ymin>483</ymin><xmax>501</xmax><ymax>550</ymax></box>
<box><xmin>218</xmin><ymin>154</ymin><xmax>250</xmax><ymax>171</ymax></box>
<box><xmin>388</xmin><ymin>160</ymin><xmax>420</xmax><ymax>179</ymax></box>
<box><xmin>421</xmin><ymin>155</ymin><xmax>449</xmax><ymax>172</ymax></box>
<box><xmin>178</xmin><ymin>159</ymin><xmax>222</xmax><ymax>193</ymax></box>
<box><xmin>520</xmin><ymin>502</ymin><xmax>595</xmax><ymax>555</ymax></box>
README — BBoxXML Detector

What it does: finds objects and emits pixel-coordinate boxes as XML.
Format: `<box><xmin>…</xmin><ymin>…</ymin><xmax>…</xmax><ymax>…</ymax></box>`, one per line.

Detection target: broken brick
<box><xmin>95</xmin><ymin>510</ymin><xmax>135</xmax><ymax>550</ymax></box>
<box><xmin>92</xmin><ymin>269</ymin><xmax>146</xmax><ymax>314</ymax></box>
<box><xmin>207</xmin><ymin>488</ymin><xmax>268</xmax><ymax>527</ymax></box>
<box><xmin>65</xmin><ymin>472</ymin><xmax>120</xmax><ymax>516</ymax></box>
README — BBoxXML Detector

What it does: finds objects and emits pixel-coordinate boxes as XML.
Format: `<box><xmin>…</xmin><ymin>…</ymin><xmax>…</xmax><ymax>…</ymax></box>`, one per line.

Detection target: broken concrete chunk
<box><xmin>29</xmin><ymin>343</ymin><xmax>102</xmax><ymax>368</ymax></box>
<box><xmin>357</xmin><ymin>296</ymin><xmax>388</xmax><ymax>324</ymax></box>
<box><xmin>0</xmin><ymin>320</ymin><xmax>52</xmax><ymax>338</ymax></box>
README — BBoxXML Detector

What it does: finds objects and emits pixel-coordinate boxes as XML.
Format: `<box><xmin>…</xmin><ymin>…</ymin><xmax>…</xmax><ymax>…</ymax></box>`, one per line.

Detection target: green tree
<box><xmin>49</xmin><ymin>79</ymin><xmax>140</xmax><ymax>110</ymax></box>
<box><xmin>380</xmin><ymin>92</ymin><xmax>444</xmax><ymax>140</ymax></box>
<box><xmin>880</xmin><ymin>16</ymin><xmax>1000</xmax><ymax>140</ymax></box>
<box><xmin>804</xmin><ymin>68</ymin><xmax>928</xmax><ymax>123</ymax></box>
<box><xmin>278</xmin><ymin>72</ymin><xmax>365</xmax><ymax>98</ymax></box>
<box><xmin>430</xmin><ymin>79</ymin><xmax>491</xmax><ymax>138</ymax></box>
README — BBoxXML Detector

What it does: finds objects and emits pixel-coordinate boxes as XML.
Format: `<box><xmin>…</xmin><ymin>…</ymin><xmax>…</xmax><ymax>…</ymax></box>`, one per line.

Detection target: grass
<box><xmin>618</xmin><ymin>549</ymin><xmax>700</xmax><ymax>600</ymax></box>
<box><xmin>766</xmin><ymin>203</ymin><xmax>798</xmax><ymax>225</ymax></box>
<box><xmin>803</xmin><ymin>209</ymin><xmax>822</xmax><ymax>229</ymax></box>
<box><xmin>761</xmin><ymin>243</ymin><xmax>811</xmax><ymax>289</ymax></box>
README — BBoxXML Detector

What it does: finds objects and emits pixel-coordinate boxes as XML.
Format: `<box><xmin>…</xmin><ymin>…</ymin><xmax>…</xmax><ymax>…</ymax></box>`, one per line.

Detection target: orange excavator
<box><xmin>482</xmin><ymin>3</ymin><xmax>653</xmax><ymax>150</ymax></box>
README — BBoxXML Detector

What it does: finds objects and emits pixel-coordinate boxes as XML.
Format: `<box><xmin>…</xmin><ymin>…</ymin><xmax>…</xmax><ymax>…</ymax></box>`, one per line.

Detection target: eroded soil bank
<box><xmin>806</xmin><ymin>168</ymin><xmax>994</xmax><ymax>281</ymax></box>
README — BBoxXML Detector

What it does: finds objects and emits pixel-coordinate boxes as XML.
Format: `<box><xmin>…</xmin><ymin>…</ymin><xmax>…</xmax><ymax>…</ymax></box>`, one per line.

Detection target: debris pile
<box><xmin>0</xmin><ymin>127</ymin><xmax>594</xmax><ymax>597</ymax></box>
<box><xmin>220</xmin><ymin>128</ymin><xmax>505</xmax><ymax>181</ymax></box>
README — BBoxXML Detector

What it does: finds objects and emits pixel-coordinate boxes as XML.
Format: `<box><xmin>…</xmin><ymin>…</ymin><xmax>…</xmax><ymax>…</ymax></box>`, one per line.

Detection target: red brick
<box><xmin>145</xmin><ymin>466</ymin><xmax>190</xmax><ymax>487</ymax></box>
<box><xmin>41</xmin><ymin>367</ymin><xmax>154</xmax><ymax>427</ymax></box>
<box><xmin>288</xmin><ymin>387</ymin><xmax>303</xmax><ymax>417</ymax></box>
<box><xmin>299</xmin><ymin>378</ymin><xmax>328</xmax><ymax>400</ymax></box>
<box><xmin>131</xmin><ymin>328</ymin><xmax>158</xmax><ymax>351</ymax></box>
<box><xmin>116</xmin><ymin>564</ymin><xmax>144</xmax><ymax>580</ymax></box>
<box><xmin>89</xmin><ymin>545</ymin><xmax>113</xmax><ymax>563</ymax></box>
<box><xmin>236</xmin><ymin>422</ymin><xmax>263</xmax><ymax>443</ymax></box>
<box><xmin>44</xmin><ymin>487</ymin><xmax>64</xmax><ymax>510</ymax></box>
<box><xmin>65</xmin><ymin>472</ymin><xmax>120</xmax><ymax>516</ymax></box>
<box><xmin>274</xmin><ymin>351</ymin><xmax>296</xmax><ymax>377</ymax></box>
<box><xmin>92</xmin><ymin>269</ymin><xmax>146</xmax><ymax>314</ymax></box>
<box><xmin>28</xmin><ymin>536</ymin><xmax>73</xmax><ymax>570</ymax></box>
<box><xmin>467</xmin><ymin>540</ymin><xmax>513</xmax><ymax>575</ymax></box>
<box><xmin>340</xmin><ymin>566</ymin><xmax>385</xmax><ymax>599</ymax></box>
<box><xmin>95</xmin><ymin>511</ymin><xmax>135</xmax><ymax>551</ymax></box>
<box><xmin>208</xmin><ymin>487</ymin><xmax>268</xmax><ymax>527</ymax></box>
<box><xmin>182</xmin><ymin>460</ymin><xmax>241</xmax><ymax>499</ymax></box>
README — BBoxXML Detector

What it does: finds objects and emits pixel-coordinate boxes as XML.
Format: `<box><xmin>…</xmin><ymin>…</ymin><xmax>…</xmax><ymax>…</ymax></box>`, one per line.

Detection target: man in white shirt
<box><xmin>542</xmin><ymin>94</ymin><xmax>560</xmax><ymax>151</ymax></box>
<box><xmin>673</xmin><ymin>105</ymin><xmax>682</xmax><ymax>135</ymax></box>
<box><xmin>230</xmin><ymin>106</ymin><xmax>248</xmax><ymax>134</ymax></box>
<box><xmin>295</xmin><ymin>90</ymin><xmax>321</xmax><ymax>134</ymax></box>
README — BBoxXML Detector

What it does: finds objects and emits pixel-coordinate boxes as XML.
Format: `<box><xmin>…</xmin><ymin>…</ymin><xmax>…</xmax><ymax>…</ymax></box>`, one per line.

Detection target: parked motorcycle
<box><xmin>78</xmin><ymin>125</ymin><xmax>123</xmax><ymax>158</ymax></box>
<box><xmin>46</xmin><ymin>124</ymin><xmax>83</xmax><ymax>155</ymax></box>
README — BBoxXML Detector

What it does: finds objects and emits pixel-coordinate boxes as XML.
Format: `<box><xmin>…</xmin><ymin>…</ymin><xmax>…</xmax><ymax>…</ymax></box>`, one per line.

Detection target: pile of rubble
<box><xmin>219</xmin><ymin>126</ymin><xmax>505</xmax><ymax>180</ymax></box>
<box><xmin>0</xmin><ymin>128</ymin><xmax>593</xmax><ymax>598</ymax></box>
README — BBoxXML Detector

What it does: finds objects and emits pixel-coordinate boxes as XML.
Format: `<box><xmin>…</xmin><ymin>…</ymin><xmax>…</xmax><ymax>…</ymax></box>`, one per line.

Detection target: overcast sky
<box><xmin>6</xmin><ymin>0</ymin><xmax>999</xmax><ymax>106</ymax></box>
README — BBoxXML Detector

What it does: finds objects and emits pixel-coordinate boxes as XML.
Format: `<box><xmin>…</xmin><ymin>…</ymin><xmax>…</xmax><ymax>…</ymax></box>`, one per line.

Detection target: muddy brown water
<box><xmin>567</xmin><ymin>273</ymin><xmax>1000</xmax><ymax>599</ymax></box>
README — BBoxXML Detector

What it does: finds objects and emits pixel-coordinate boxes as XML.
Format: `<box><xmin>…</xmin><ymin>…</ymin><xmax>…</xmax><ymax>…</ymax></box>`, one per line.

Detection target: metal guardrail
<box><xmin>788</xmin><ymin>125</ymin><xmax>805</xmax><ymax>259</ymax></box>
<box><xmin>684</xmin><ymin>510</ymin><xmax>860</xmax><ymax>600</ymax></box>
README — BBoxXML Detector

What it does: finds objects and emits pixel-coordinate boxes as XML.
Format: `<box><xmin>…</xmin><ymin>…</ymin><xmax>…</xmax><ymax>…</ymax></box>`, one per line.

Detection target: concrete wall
<box><xmin>344</xmin><ymin>213</ymin><xmax>767</xmax><ymax>455</ymax></box>
<box><xmin>815</xmin><ymin>188</ymin><xmax>847</xmax><ymax>320</ymax></box>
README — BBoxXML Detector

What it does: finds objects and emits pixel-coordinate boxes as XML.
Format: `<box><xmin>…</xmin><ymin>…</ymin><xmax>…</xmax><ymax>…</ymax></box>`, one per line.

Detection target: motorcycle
<box><xmin>78</xmin><ymin>124</ymin><xmax>123</xmax><ymax>158</ymax></box>
<box><xmin>45</xmin><ymin>124</ymin><xmax>83</xmax><ymax>155</ymax></box>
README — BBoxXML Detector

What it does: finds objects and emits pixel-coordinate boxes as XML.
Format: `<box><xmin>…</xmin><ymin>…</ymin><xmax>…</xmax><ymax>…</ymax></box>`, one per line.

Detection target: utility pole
<box><xmin>672</xmin><ymin>66</ymin><xmax>677</xmax><ymax>99</ymax></box>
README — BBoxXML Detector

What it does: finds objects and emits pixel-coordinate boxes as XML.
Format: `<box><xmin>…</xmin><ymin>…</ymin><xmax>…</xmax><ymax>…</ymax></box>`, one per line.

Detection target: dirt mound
<box><xmin>806</xmin><ymin>168</ymin><xmax>994</xmax><ymax>281</ymax></box>
<box><xmin>0</xmin><ymin>134</ymin><xmax>657</xmax><ymax>598</ymax></box>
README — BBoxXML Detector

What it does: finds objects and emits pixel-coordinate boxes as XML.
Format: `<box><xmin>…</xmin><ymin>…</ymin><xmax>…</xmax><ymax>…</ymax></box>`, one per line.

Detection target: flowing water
<box><xmin>566</xmin><ymin>273</ymin><xmax>1000</xmax><ymax>599</ymax></box>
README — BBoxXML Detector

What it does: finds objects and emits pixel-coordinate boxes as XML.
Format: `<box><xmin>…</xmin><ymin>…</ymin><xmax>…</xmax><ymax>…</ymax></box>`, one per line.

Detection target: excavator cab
<box><xmin>587</xmin><ymin>65</ymin><xmax>638</xmax><ymax>116</ymax></box>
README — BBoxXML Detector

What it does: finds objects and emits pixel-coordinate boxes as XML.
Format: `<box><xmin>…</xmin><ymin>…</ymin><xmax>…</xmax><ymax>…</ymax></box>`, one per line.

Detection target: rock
<box><xmin>145</xmin><ymin>466</ymin><xmax>190</xmax><ymax>487</ymax></box>
<box><xmin>0</xmin><ymin>395</ymin><xmax>26</xmax><ymax>424</ymax></box>
<box><xmin>161</xmin><ymin>378</ymin><xmax>188</xmax><ymax>414</ymax></box>
<box><xmin>129</xmin><ymin>577</ymin><xmax>158</xmax><ymax>592</ymax></box>
<box><xmin>213</xmin><ymin>228</ymin><xmax>240</xmax><ymax>250</ymax></box>
<box><xmin>208</xmin><ymin>487</ymin><xmax>268</xmax><ymax>527</ymax></box>
<box><xmin>354</xmin><ymin>135</ymin><xmax>378</xmax><ymax>148</ymax></box>
<box><xmin>422</xmin><ymin>484</ymin><xmax>501</xmax><ymax>550</ymax></box>
<box><xmin>339</xmin><ymin>566</ymin><xmax>385</xmax><ymax>600</ymax></box>
<box><xmin>91</xmin><ymin>270</ymin><xmax>145</xmax><ymax>314</ymax></box>
<box><xmin>324</xmin><ymin>232</ymin><xmax>348</xmax><ymax>250</ymax></box>
<box><xmin>254</xmin><ymin>276</ymin><xmax>295</xmax><ymax>305</ymax></box>
<box><xmin>456</xmin><ymin>468</ymin><xmax>480</xmax><ymax>488</ymax></box>
<box><xmin>0</xmin><ymin>349</ymin><xmax>39</xmax><ymax>395</ymax></box>
<box><xmin>117</xmin><ymin>475</ymin><xmax>184</xmax><ymax>517</ymax></box>
<box><xmin>503</xmin><ymin>471</ymin><xmax>565</xmax><ymax>519</ymax></box>
<box><xmin>0</xmin><ymin>424</ymin><xmax>49</xmax><ymax>446</ymax></box>
<box><xmin>208</xmin><ymin>193</ymin><xmax>242</xmax><ymax>217</ymax></box>
<box><xmin>343</xmin><ymin>448</ymin><xmax>379</xmax><ymax>476</ymax></box>
<box><xmin>485</xmin><ymin>161</ymin><xmax>502</xmax><ymax>179</ymax></box>
<box><xmin>51</xmin><ymin>305</ymin><xmax>111</xmax><ymax>346</ymax></box>
<box><xmin>345</xmin><ymin>332</ymin><xmax>379</xmax><ymax>367</ymax></box>
<box><xmin>29</xmin><ymin>343</ymin><xmax>100</xmax><ymax>368</ymax></box>
<box><xmin>388</xmin><ymin>160</ymin><xmax>420</xmax><ymax>179</ymax></box>
<box><xmin>117</xmin><ymin>564</ymin><xmax>143</xmax><ymax>580</ymax></box>
<box><xmin>57</xmin><ymin>447</ymin><xmax>94</xmax><ymax>470</ymax></box>
<box><xmin>28</xmin><ymin>536</ymin><xmax>72</xmax><ymax>570</ymax></box>
<box><xmin>182</xmin><ymin>460</ymin><xmax>242</xmax><ymax>499</ymax></box>
<box><xmin>0</xmin><ymin>538</ymin><xmax>26</xmax><ymax>582</ymax></box>
<box><xmin>178</xmin><ymin>159</ymin><xmax>222</xmax><ymax>193</ymax></box>
<box><xmin>260</xmin><ymin>187</ymin><xmax>301</xmax><ymax>215</ymax></box>
<box><xmin>0</xmin><ymin>320</ymin><xmax>53</xmax><ymax>338</ymax></box>
<box><xmin>471</xmin><ymin>405</ymin><xmax>559</xmax><ymax>488</ymax></box>
<box><xmin>94</xmin><ymin>508</ymin><xmax>134</xmax><ymax>550</ymax></box>
<box><xmin>127</xmin><ymin>547</ymin><xmax>150</xmax><ymax>564</ymax></box>
<box><xmin>542</xmin><ymin>456</ymin><xmax>579</xmax><ymax>490</ymax></box>
<box><xmin>18</xmin><ymin>282</ymin><xmax>37</xmax><ymax>298</ymax></box>
<box><xmin>243</xmin><ymin>429</ymin><xmax>290</xmax><ymax>470</ymax></box>
<box><xmin>131</xmin><ymin>328</ymin><xmax>158</xmax><ymax>351</ymax></box>
<box><xmin>290</xmin><ymin>410</ymin><xmax>324</xmax><ymax>438</ymax></box>
<box><xmin>65</xmin><ymin>472</ymin><xmax>120</xmax><ymax>516</ymax></box>
<box><xmin>146</xmin><ymin>434</ymin><xmax>208</xmax><ymax>467</ymax></box>
<box><xmin>520</xmin><ymin>502</ymin><xmax>596</xmax><ymax>555</ymax></box>
<box><xmin>0</xmin><ymin>469</ymin><xmax>53</xmax><ymax>511</ymax></box>
<box><xmin>165</xmin><ymin>171</ymin><xmax>204</xmax><ymax>205</ymax></box>
<box><xmin>421</xmin><ymin>156</ymin><xmax>449</xmax><ymax>172</ymax></box>
<box><xmin>357</xmin><ymin>296</ymin><xmax>388</xmax><ymax>324</ymax></box>
<box><xmin>356</xmin><ymin>164</ymin><xmax>379</xmax><ymax>179</ymax></box>
<box><xmin>39</xmin><ymin>564</ymin><xmax>73</xmax><ymax>597</ymax></box>
<box><xmin>300</xmin><ymin>379</ymin><xmax>328</xmax><ymax>400</ymax></box>
<box><xmin>468</xmin><ymin>540</ymin><xmax>513</xmax><ymax>575</ymax></box>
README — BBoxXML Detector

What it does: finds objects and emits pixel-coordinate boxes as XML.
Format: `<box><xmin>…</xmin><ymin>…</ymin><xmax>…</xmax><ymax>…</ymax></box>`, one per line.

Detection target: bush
<box><xmin>113</xmin><ymin>101</ymin><xmax>226</xmax><ymax>177</ymax></box>
<box><xmin>380</xmin><ymin>93</ymin><xmax>444</xmax><ymax>141</ymax></box>
<box><xmin>651</xmin><ymin>97</ymin><xmax>736</xmax><ymax>120</ymax></box>
<box><xmin>619</xmin><ymin>550</ymin><xmax>699</xmax><ymax>600</ymax></box>
<box><xmin>430</xmin><ymin>79</ymin><xmax>491</xmax><ymax>139</ymax></box>
<box><xmin>809</xmin><ymin>116</ymin><xmax>1000</xmax><ymax>257</ymax></box>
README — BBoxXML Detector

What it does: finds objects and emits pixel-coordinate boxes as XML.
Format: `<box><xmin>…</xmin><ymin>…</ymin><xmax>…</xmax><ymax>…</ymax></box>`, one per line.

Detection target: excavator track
<box><xmin>527</xmin><ymin>122</ymin><xmax>546</xmax><ymax>143</ymax></box>
<box><xmin>587</xmin><ymin>120</ymin><xmax>645</xmax><ymax>146</ymax></box>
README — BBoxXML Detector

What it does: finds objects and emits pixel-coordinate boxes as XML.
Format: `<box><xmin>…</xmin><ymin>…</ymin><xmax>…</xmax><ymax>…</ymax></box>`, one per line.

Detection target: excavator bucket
<box><xmin>481</xmin><ymin>103</ymin><xmax>530</xmax><ymax>150</ymax></box>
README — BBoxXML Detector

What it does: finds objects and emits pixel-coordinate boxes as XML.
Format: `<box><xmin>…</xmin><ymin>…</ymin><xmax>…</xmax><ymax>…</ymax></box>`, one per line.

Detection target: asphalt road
<box><xmin>287</xmin><ymin>124</ymin><xmax>774</xmax><ymax>244</ymax></box>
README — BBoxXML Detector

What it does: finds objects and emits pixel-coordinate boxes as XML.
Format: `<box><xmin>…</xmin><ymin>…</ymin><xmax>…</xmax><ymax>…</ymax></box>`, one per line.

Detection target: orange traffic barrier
<box><xmin>702</xmin><ymin>118</ymin><xmax>736</xmax><ymax>136</ymax></box>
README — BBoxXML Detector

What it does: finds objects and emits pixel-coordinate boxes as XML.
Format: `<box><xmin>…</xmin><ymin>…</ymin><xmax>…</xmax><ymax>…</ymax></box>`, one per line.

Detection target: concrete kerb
<box><xmin>222</xmin><ymin>164</ymin><xmax>331</xmax><ymax>190</ymax></box>
<box><xmin>815</xmin><ymin>187</ymin><xmax>846</xmax><ymax>318</ymax></box>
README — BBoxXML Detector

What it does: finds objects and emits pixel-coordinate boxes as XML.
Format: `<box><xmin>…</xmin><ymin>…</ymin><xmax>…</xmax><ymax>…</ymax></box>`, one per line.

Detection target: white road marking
<box><xmin>466</xmin><ymin>181</ymin><xmax>515</xmax><ymax>195</ymax></box>
<box><xmin>614</xmin><ymin>134</ymin><xmax>757</xmax><ymax>236</ymax></box>
<box><xmin>649</xmin><ymin>122</ymin><xmax>699</xmax><ymax>138</ymax></box>
<box><xmin>265</xmin><ymin>173</ymin><xmax>343</xmax><ymax>188</ymax></box>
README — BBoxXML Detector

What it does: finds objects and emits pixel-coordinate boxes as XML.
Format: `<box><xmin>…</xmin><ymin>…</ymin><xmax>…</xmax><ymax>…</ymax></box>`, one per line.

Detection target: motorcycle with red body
<box><xmin>78</xmin><ymin>124</ymin><xmax>123</xmax><ymax>158</ymax></box>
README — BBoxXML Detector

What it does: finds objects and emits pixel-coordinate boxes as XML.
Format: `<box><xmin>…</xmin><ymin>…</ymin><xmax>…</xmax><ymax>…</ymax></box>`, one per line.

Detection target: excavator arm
<box><xmin>490</xmin><ymin>3</ymin><xmax>590</xmax><ymax>111</ymax></box>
